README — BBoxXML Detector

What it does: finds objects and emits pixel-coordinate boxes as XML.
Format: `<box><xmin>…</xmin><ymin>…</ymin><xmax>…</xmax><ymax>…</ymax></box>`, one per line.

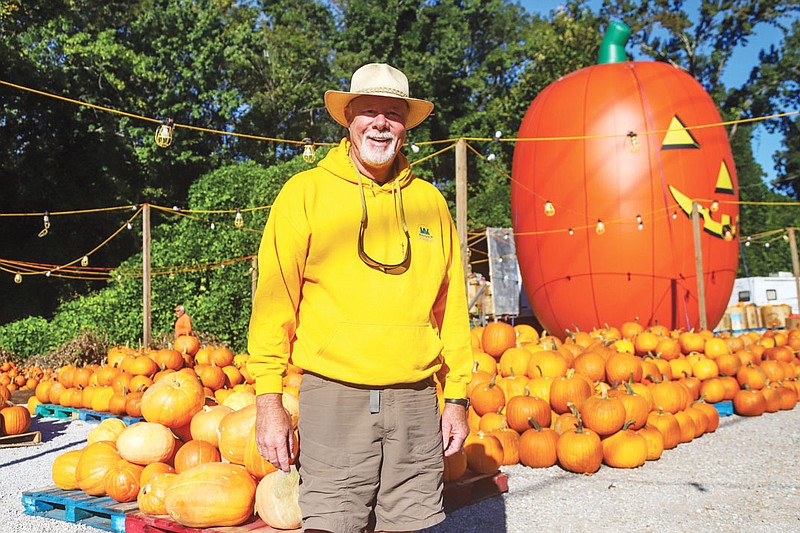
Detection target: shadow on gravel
<box><xmin>0</xmin><ymin>439</ymin><xmax>86</xmax><ymax>468</ymax></box>
<box><xmin>31</xmin><ymin>417</ymin><xmax>72</xmax><ymax>440</ymax></box>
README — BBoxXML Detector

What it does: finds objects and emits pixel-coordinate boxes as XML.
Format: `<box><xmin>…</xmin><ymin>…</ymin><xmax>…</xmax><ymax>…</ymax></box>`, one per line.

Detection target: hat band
<box><xmin>356</xmin><ymin>86</ymin><xmax>409</xmax><ymax>98</ymax></box>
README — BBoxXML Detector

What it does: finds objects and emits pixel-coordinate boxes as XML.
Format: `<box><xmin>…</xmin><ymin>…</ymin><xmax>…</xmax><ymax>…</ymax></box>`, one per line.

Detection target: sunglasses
<box><xmin>357</xmin><ymin>175</ymin><xmax>411</xmax><ymax>274</ymax></box>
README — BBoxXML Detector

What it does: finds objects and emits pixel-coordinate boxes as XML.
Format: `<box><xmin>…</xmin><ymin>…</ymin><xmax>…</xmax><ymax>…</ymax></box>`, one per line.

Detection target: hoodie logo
<box><xmin>418</xmin><ymin>225</ymin><xmax>434</xmax><ymax>241</ymax></box>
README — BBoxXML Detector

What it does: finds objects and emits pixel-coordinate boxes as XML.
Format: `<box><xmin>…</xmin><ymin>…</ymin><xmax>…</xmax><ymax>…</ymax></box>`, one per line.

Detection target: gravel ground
<box><xmin>2</xmin><ymin>407</ymin><xmax>799</xmax><ymax>533</ymax></box>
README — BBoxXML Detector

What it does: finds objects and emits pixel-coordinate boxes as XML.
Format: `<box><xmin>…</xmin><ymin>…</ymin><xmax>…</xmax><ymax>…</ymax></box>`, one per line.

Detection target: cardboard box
<box><xmin>761</xmin><ymin>304</ymin><xmax>792</xmax><ymax>329</ymax></box>
<box><xmin>786</xmin><ymin>316</ymin><xmax>800</xmax><ymax>331</ymax></box>
<box><xmin>725</xmin><ymin>306</ymin><xmax>745</xmax><ymax>331</ymax></box>
<box><xmin>743</xmin><ymin>304</ymin><xmax>761</xmax><ymax>329</ymax></box>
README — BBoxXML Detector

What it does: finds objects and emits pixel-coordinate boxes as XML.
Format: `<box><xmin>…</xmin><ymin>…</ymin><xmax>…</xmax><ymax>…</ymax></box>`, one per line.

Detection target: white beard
<box><xmin>360</xmin><ymin>132</ymin><xmax>399</xmax><ymax>167</ymax></box>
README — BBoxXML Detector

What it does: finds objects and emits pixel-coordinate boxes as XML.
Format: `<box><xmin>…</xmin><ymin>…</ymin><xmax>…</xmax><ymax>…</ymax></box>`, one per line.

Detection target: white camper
<box><xmin>727</xmin><ymin>272</ymin><xmax>800</xmax><ymax>314</ymax></box>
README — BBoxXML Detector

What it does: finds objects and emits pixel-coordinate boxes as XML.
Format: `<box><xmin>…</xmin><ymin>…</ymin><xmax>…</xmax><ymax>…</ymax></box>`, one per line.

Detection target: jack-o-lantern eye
<box><xmin>715</xmin><ymin>161</ymin><xmax>734</xmax><ymax>194</ymax></box>
<box><xmin>661</xmin><ymin>115</ymin><xmax>699</xmax><ymax>149</ymax></box>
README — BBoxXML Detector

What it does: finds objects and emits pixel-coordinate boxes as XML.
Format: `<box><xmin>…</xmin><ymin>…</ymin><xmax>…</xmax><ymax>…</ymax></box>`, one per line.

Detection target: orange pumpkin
<box><xmin>116</xmin><ymin>422</ymin><xmax>176</xmax><ymax>465</ymax></box>
<box><xmin>165</xmin><ymin>463</ymin><xmax>257</xmax><ymax>527</ymax></box>
<box><xmin>140</xmin><ymin>372</ymin><xmax>205</xmax><ymax>428</ymax></box>
<box><xmin>463</xmin><ymin>431</ymin><xmax>504</xmax><ymax>474</ymax></box>
<box><xmin>517</xmin><ymin>418</ymin><xmax>559</xmax><ymax>468</ymax></box>
<box><xmin>138</xmin><ymin>472</ymin><xmax>176</xmax><ymax>515</ymax></box>
<box><xmin>217</xmin><ymin>404</ymin><xmax>257</xmax><ymax>465</ymax></box>
<box><xmin>512</xmin><ymin>22</ymin><xmax>738</xmax><ymax>336</ymax></box>
<box><xmin>76</xmin><ymin>441</ymin><xmax>121</xmax><ymax>496</ymax></box>
<box><xmin>190</xmin><ymin>405</ymin><xmax>233</xmax><ymax>447</ymax></box>
<box><xmin>52</xmin><ymin>449</ymin><xmax>85</xmax><ymax>490</ymax></box>
<box><xmin>0</xmin><ymin>405</ymin><xmax>31</xmax><ymax>435</ymax></box>
<box><xmin>173</xmin><ymin>440</ymin><xmax>222</xmax><ymax>473</ymax></box>
<box><xmin>104</xmin><ymin>458</ymin><xmax>145</xmax><ymax>502</ymax></box>
<box><xmin>481</xmin><ymin>321</ymin><xmax>517</xmax><ymax>358</ymax></box>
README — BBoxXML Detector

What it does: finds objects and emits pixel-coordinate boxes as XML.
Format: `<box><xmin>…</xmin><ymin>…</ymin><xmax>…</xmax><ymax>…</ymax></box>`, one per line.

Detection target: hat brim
<box><xmin>324</xmin><ymin>90</ymin><xmax>434</xmax><ymax>130</ymax></box>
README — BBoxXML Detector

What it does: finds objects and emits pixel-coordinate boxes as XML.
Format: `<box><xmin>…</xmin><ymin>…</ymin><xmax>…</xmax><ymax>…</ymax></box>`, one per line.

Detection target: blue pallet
<box><xmin>712</xmin><ymin>400</ymin><xmax>734</xmax><ymax>417</ymax></box>
<box><xmin>75</xmin><ymin>408</ymin><xmax>143</xmax><ymax>425</ymax></box>
<box><xmin>22</xmin><ymin>486</ymin><xmax>138</xmax><ymax>533</ymax></box>
<box><xmin>34</xmin><ymin>403</ymin><xmax>77</xmax><ymax>420</ymax></box>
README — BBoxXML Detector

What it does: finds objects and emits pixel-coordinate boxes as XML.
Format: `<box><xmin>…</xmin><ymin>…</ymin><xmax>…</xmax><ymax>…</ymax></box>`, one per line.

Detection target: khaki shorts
<box><xmin>297</xmin><ymin>372</ymin><xmax>445</xmax><ymax>533</ymax></box>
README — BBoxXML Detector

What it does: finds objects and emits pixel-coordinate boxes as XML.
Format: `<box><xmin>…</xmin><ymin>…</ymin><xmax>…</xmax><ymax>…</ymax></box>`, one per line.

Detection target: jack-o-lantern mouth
<box><xmin>669</xmin><ymin>185</ymin><xmax>736</xmax><ymax>240</ymax></box>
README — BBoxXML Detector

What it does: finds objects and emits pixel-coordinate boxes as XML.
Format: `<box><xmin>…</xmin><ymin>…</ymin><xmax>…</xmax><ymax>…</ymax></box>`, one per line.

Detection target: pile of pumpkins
<box><xmin>454</xmin><ymin>320</ymin><xmax>800</xmax><ymax>477</ymax></box>
<box><xmin>45</xmin><ymin>336</ymin><xmax>303</xmax><ymax>530</ymax></box>
<box><xmin>43</xmin><ymin>322</ymin><xmax>800</xmax><ymax>528</ymax></box>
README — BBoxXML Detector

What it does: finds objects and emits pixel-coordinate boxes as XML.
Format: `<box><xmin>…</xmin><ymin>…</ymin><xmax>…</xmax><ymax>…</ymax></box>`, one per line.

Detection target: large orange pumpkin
<box><xmin>52</xmin><ymin>449</ymin><xmax>85</xmax><ymax>490</ymax></box>
<box><xmin>511</xmin><ymin>22</ymin><xmax>738</xmax><ymax>336</ymax></box>
<box><xmin>165</xmin><ymin>463</ymin><xmax>257</xmax><ymax>527</ymax></box>
<box><xmin>75</xmin><ymin>441</ymin><xmax>121</xmax><ymax>496</ymax></box>
<box><xmin>140</xmin><ymin>372</ymin><xmax>205</xmax><ymax>428</ymax></box>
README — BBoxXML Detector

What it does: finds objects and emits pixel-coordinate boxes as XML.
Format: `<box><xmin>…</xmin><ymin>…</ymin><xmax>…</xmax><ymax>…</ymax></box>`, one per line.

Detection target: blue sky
<box><xmin>518</xmin><ymin>0</ymin><xmax>794</xmax><ymax>183</ymax></box>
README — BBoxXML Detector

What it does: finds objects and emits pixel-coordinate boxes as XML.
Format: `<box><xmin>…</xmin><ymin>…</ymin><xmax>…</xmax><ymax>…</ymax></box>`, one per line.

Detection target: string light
<box><xmin>14</xmin><ymin>273</ymin><xmax>22</xmax><ymax>284</ymax></box>
<box><xmin>234</xmin><ymin>208</ymin><xmax>244</xmax><ymax>229</ymax></box>
<box><xmin>81</xmin><ymin>255</ymin><xmax>89</xmax><ymax>267</ymax></box>
<box><xmin>486</xmin><ymin>153</ymin><xmax>496</xmax><ymax>161</ymax></box>
<box><xmin>410</xmin><ymin>142</ymin><xmax>420</xmax><ymax>153</ymax></box>
<box><xmin>544</xmin><ymin>201</ymin><xmax>555</xmax><ymax>216</ymax></box>
<box><xmin>210</xmin><ymin>221</ymin><xmax>216</xmax><ymax>230</ymax></box>
<box><xmin>301</xmin><ymin>138</ymin><xmax>316</xmax><ymax>163</ymax></box>
<box><xmin>126</xmin><ymin>221</ymin><xmax>133</xmax><ymax>230</ymax></box>
<box><xmin>154</xmin><ymin>118</ymin><xmax>174</xmax><ymax>148</ymax></box>
<box><xmin>45</xmin><ymin>270</ymin><xmax>51</xmax><ymax>277</ymax></box>
<box><xmin>723</xmin><ymin>225</ymin><xmax>733</xmax><ymax>241</ymax></box>
<box><xmin>568</xmin><ymin>228</ymin><xmax>574</xmax><ymax>236</ymax></box>
<box><xmin>765</xmin><ymin>242</ymin><xmax>770</xmax><ymax>248</ymax></box>
<box><xmin>595</xmin><ymin>220</ymin><xmax>605</xmax><ymax>235</ymax></box>
<box><xmin>636</xmin><ymin>214</ymin><xmax>643</xmax><ymax>230</ymax></box>
<box><xmin>672</xmin><ymin>211</ymin><xmax>678</xmax><ymax>219</ymax></box>
<box><xmin>745</xmin><ymin>236</ymin><xmax>751</xmax><ymax>247</ymax></box>
<box><xmin>783</xmin><ymin>232</ymin><xmax>790</xmax><ymax>241</ymax></box>
<box><xmin>38</xmin><ymin>211</ymin><xmax>50</xmax><ymax>238</ymax></box>
<box><xmin>626</xmin><ymin>131</ymin><xmax>641</xmax><ymax>152</ymax></box>
<box><xmin>710</xmin><ymin>200</ymin><xmax>719</xmax><ymax>212</ymax></box>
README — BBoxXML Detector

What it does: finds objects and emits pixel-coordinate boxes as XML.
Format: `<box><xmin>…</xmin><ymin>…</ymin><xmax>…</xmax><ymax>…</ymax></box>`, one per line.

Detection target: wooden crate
<box><xmin>0</xmin><ymin>430</ymin><xmax>42</xmax><ymax>448</ymax></box>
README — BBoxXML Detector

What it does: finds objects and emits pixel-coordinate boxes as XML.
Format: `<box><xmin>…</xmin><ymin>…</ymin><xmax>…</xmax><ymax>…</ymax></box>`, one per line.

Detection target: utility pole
<box><xmin>691</xmin><ymin>201</ymin><xmax>708</xmax><ymax>330</ymax></box>
<box><xmin>142</xmin><ymin>203</ymin><xmax>152</xmax><ymax>346</ymax></box>
<box><xmin>455</xmin><ymin>139</ymin><xmax>468</xmax><ymax>280</ymax></box>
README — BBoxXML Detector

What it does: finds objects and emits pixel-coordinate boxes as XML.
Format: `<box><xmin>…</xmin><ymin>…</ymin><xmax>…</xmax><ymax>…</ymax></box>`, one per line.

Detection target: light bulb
<box><xmin>301</xmin><ymin>138</ymin><xmax>316</xmax><ymax>163</ymax></box>
<box><xmin>210</xmin><ymin>221</ymin><xmax>216</xmax><ymax>230</ymax></box>
<box><xmin>544</xmin><ymin>201</ymin><xmax>555</xmax><ymax>216</ymax></box>
<box><xmin>568</xmin><ymin>228</ymin><xmax>574</xmax><ymax>236</ymax></box>
<box><xmin>494</xmin><ymin>130</ymin><xmax>502</xmax><ymax>140</ymax></box>
<box><xmin>410</xmin><ymin>142</ymin><xmax>420</xmax><ymax>153</ymax></box>
<box><xmin>38</xmin><ymin>212</ymin><xmax>50</xmax><ymax>238</ymax></box>
<box><xmin>724</xmin><ymin>229</ymin><xmax>733</xmax><ymax>241</ymax></box>
<box><xmin>638</xmin><ymin>223</ymin><xmax>644</xmax><ymax>231</ymax></box>
<box><xmin>14</xmin><ymin>273</ymin><xmax>22</xmax><ymax>284</ymax></box>
<box><xmin>627</xmin><ymin>131</ymin><xmax>641</xmax><ymax>152</ymax></box>
<box><xmin>81</xmin><ymin>255</ymin><xmax>89</xmax><ymax>267</ymax></box>
<box><xmin>710</xmin><ymin>200</ymin><xmax>719</xmax><ymax>212</ymax></box>
<box><xmin>45</xmin><ymin>270</ymin><xmax>51</xmax><ymax>277</ymax></box>
<box><xmin>126</xmin><ymin>221</ymin><xmax>133</xmax><ymax>230</ymax></box>
<box><xmin>783</xmin><ymin>233</ymin><xmax>790</xmax><ymax>241</ymax></box>
<box><xmin>765</xmin><ymin>242</ymin><xmax>770</xmax><ymax>248</ymax></box>
<box><xmin>154</xmin><ymin>119</ymin><xmax>174</xmax><ymax>148</ymax></box>
<box><xmin>234</xmin><ymin>208</ymin><xmax>244</xmax><ymax>229</ymax></box>
<box><xmin>672</xmin><ymin>211</ymin><xmax>678</xmax><ymax>219</ymax></box>
<box><xmin>745</xmin><ymin>240</ymin><xmax>751</xmax><ymax>247</ymax></box>
<box><xmin>486</xmin><ymin>153</ymin><xmax>496</xmax><ymax>161</ymax></box>
<box><xmin>595</xmin><ymin>220</ymin><xmax>605</xmax><ymax>235</ymax></box>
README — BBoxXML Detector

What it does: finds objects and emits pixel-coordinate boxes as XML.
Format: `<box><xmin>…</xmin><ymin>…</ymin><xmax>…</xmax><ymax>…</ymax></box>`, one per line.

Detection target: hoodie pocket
<box><xmin>316</xmin><ymin>321</ymin><xmax>444</xmax><ymax>378</ymax></box>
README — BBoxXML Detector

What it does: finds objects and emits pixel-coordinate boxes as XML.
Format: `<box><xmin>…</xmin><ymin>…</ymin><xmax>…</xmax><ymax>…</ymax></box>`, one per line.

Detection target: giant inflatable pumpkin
<box><xmin>511</xmin><ymin>22</ymin><xmax>738</xmax><ymax>336</ymax></box>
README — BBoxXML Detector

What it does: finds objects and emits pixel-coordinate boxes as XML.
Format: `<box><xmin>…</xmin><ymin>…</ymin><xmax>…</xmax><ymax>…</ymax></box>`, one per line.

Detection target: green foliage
<box><xmin>0</xmin><ymin>157</ymin><xmax>307</xmax><ymax>355</ymax></box>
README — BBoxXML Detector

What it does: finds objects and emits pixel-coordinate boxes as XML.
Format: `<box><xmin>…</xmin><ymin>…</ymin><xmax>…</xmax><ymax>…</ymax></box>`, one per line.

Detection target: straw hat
<box><xmin>324</xmin><ymin>63</ymin><xmax>434</xmax><ymax>129</ymax></box>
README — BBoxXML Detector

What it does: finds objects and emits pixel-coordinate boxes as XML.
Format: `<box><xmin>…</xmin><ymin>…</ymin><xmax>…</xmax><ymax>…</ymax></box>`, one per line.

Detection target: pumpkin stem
<box><xmin>598</xmin><ymin>21</ymin><xmax>631</xmax><ymax>65</ymax></box>
<box><xmin>527</xmin><ymin>417</ymin><xmax>543</xmax><ymax>431</ymax></box>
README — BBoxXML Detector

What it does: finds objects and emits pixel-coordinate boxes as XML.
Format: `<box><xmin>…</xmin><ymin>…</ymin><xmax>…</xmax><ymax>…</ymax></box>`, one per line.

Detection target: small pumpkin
<box><xmin>116</xmin><ymin>422</ymin><xmax>176</xmax><ymax>465</ymax></box>
<box><xmin>52</xmin><ymin>449</ymin><xmax>85</xmax><ymax>490</ymax></box>
<box><xmin>463</xmin><ymin>431</ymin><xmax>504</xmax><ymax>474</ymax></box>
<box><xmin>517</xmin><ymin>418</ymin><xmax>559</xmax><ymax>468</ymax></box>
<box><xmin>141</xmin><ymin>372</ymin><xmax>205</xmax><ymax>428</ymax></box>
<box><xmin>602</xmin><ymin>421</ymin><xmax>648</xmax><ymax>469</ymax></box>
<box><xmin>254</xmin><ymin>466</ymin><xmax>303</xmax><ymax>530</ymax></box>
<box><xmin>190</xmin><ymin>404</ymin><xmax>233</xmax><ymax>447</ymax></box>
<box><xmin>173</xmin><ymin>440</ymin><xmax>221</xmax><ymax>473</ymax></box>
<box><xmin>0</xmin><ymin>405</ymin><xmax>31</xmax><ymax>435</ymax></box>
<box><xmin>104</xmin><ymin>458</ymin><xmax>145</xmax><ymax>502</ymax></box>
<box><xmin>481</xmin><ymin>322</ymin><xmax>517</xmax><ymax>358</ymax></box>
<box><xmin>555</xmin><ymin>414</ymin><xmax>602</xmax><ymax>474</ymax></box>
<box><xmin>138</xmin><ymin>472</ymin><xmax>176</xmax><ymax>516</ymax></box>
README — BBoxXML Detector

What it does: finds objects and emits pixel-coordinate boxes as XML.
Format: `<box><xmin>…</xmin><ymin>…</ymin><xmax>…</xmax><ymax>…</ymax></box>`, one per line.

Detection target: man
<box><xmin>173</xmin><ymin>304</ymin><xmax>192</xmax><ymax>337</ymax></box>
<box><xmin>248</xmin><ymin>63</ymin><xmax>472</xmax><ymax>533</ymax></box>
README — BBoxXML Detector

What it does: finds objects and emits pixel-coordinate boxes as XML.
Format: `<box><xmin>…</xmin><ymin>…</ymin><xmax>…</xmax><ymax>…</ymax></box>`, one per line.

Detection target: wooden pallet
<box><xmin>126</xmin><ymin>513</ymin><xmax>300</xmax><ymax>533</ymax></box>
<box><xmin>443</xmin><ymin>470</ymin><xmax>509</xmax><ymax>513</ymax></box>
<box><xmin>0</xmin><ymin>430</ymin><xmax>42</xmax><ymax>448</ymax></box>
<box><xmin>34</xmin><ymin>403</ymin><xmax>78</xmax><ymax>420</ymax></box>
<box><xmin>21</xmin><ymin>486</ymin><xmax>138</xmax><ymax>533</ymax></box>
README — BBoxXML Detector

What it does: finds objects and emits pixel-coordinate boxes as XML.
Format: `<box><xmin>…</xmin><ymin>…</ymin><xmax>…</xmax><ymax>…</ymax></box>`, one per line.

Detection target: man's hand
<box><xmin>255</xmin><ymin>393</ymin><xmax>295</xmax><ymax>472</ymax></box>
<box><xmin>441</xmin><ymin>402</ymin><xmax>470</xmax><ymax>456</ymax></box>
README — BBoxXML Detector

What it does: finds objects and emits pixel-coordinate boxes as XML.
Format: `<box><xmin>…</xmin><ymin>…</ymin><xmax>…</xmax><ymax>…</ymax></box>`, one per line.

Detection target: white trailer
<box><xmin>727</xmin><ymin>272</ymin><xmax>800</xmax><ymax>314</ymax></box>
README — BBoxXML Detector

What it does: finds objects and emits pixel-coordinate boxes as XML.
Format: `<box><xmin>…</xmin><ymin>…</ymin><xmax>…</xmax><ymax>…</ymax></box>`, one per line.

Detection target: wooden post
<box><xmin>455</xmin><ymin>139</ymin><xmax>468</xmax><ymax>279</ymax></box>
<box><xmin>251</xmin><ymin>256</ymin><xmax>258</xmax><ymax>305</ymax></box>
<box><xmin>788</xmin><ymin>227</ymin><xmax>800</xmax><ymax>313</ymax></box>
<box><xmin>691</xmin><ymin>201</ymin><xmax>708</xmax><ymax>330</ymax></box>
<box><xmin>142</xmin><ymin>203</ymin><xmax>152</xmax><ymax>346</ymax></box>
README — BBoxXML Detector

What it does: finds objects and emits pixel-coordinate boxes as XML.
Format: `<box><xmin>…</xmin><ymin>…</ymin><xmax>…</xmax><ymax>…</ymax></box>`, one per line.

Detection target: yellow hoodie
<box><xmin>247</xmin><ymin>139</ymin><xmax>472</xmax><ymax>400</ymax></box>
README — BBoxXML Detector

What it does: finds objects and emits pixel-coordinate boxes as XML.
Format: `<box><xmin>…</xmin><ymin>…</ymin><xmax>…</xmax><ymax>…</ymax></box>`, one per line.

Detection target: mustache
<box><xmin>366</xmin><ymin>132</ymin><xmax>396</xmax><ymax>141</ymax></box>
